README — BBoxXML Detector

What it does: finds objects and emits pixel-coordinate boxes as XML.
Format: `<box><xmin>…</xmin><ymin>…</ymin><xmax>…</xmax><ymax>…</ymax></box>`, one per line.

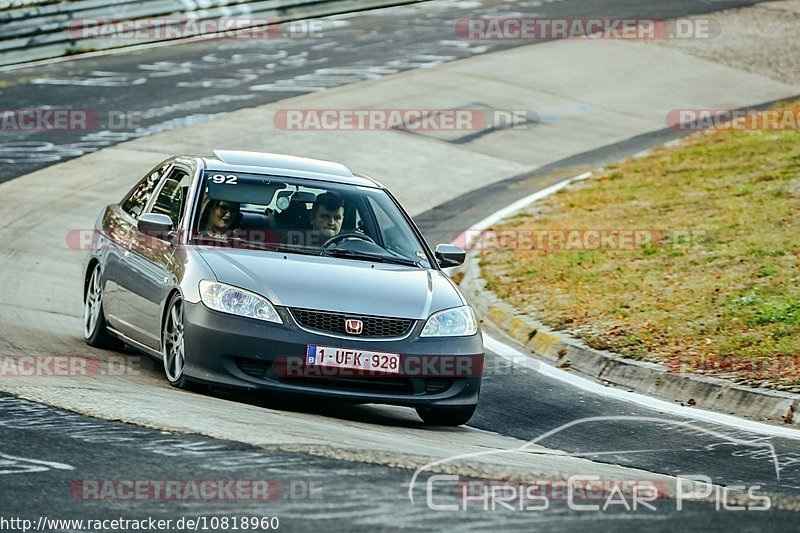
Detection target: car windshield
<box><xmin>192</xmin><ymin>171</ymin><xmax>433</xmax><ymax>268</ymax></box>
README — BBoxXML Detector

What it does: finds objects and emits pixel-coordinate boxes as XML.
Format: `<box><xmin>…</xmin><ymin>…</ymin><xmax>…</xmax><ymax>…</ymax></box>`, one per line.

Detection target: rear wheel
<box><xmin>416</xmin><ymin>405</ymin><xmax>476</xmax><ymax>427</ymax></box>
<box><xmin>163</xmin><ymin>294</ymin><xmax>191</xmax><ymax>389</ymax></box>
<box><xmin>84</xmin><ymin>263</ymin><xmax>121</xmax><ymax>349</ymax></box>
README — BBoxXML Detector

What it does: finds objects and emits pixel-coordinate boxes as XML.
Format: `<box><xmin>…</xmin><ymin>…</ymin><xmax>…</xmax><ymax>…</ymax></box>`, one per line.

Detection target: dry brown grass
<box><xmin>480</xmin><ymin>102</ymin><xmax>800</xmax><ymax>390</ymax></box>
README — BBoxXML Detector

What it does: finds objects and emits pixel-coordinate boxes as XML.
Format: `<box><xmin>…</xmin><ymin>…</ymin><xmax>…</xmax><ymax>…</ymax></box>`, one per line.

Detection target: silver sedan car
<box><xmin>83</xmin><ymin>150</ymin><xmax>483</xmax><ymax>426</ymax></box>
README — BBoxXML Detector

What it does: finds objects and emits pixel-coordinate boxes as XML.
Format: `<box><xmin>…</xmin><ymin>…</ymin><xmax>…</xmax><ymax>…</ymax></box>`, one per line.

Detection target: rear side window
<box><xmin>121</xmin><ymin>163</ymin><xmax>170</xmax><ymax>219</ymax></box>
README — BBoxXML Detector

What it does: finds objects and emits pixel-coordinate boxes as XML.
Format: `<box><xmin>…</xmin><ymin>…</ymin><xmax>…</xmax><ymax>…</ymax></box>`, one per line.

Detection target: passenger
<box><xmin>310</xmin><ymin>192</ymin><xmax>344</xmax><ymax>242</ymax></box>
<box><xmin>199</xmin><ymin>199</ymin><xmax>241</xmax><ymax>239</ymax></box>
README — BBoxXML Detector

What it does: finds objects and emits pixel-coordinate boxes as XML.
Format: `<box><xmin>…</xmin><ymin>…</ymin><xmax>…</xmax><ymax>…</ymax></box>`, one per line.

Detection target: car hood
<box><xmin>195</xmin><ymin>247</ymin><xmax>464</xmax><ymax>319</ymax></box>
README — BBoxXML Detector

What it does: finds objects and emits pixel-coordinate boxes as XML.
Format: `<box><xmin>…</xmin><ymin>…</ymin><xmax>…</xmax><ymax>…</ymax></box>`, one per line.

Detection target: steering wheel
<box><xmin>323</xmin><ymin>232</ymin><xmax>376</xmax><ymax>248</ymax></box>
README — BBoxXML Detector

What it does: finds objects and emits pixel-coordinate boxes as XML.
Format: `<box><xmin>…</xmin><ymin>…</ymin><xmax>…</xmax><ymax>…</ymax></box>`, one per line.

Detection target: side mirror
<box><xmin>137</xmin><ymin>213</ymin><xmax>174</xmax><ymax>240</ymax></box>
<box><xmin>435</xmin><ymin>244</ymin><xmax>466</xmax><ymax>268</ymax></box>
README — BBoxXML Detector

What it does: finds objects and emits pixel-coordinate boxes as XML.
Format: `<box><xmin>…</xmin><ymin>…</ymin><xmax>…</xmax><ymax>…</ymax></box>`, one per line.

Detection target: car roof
<box><xmin>201</xmin><ymin>150</ymin><xmax>382</xmax><ymax>188</ymax></box>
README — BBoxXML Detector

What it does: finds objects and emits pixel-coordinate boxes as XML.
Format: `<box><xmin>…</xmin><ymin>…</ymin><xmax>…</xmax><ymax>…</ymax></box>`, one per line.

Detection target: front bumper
<box><xmin>182</xmin><ymin>302</ymin><xmax>484</xmax><ymax>408</ymax></box>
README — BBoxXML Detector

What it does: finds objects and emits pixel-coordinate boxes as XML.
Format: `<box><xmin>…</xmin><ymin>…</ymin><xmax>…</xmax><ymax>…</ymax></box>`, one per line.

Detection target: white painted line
<box><xmin>0</xmin><ymin>452</ymin><xmax>75</xmax><ymax>472</ymax></box>
<box><xmin>484</xmin><ymin>333</ymin><xmax>800</xmax><ymax>440</ymax></box>
<box><xmin>472</xmin><ymin>170</ymin><xmax>592</xmax><ymax>231</ymax></box>
<box><xmin>455</xmin><ymin>171</ymin><xmax>592</xmax><ymax>248</ymax></box>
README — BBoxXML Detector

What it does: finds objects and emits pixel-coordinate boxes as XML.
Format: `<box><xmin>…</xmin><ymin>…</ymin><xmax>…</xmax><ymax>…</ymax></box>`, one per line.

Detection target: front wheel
<box><xmin>163</xmin><ymin>294</ymin><xmax>191</xmax><ymax>389</ymax></box>
<box><xmin>84</xmin><ymin>263</ymin><xmax>121</xmax><ymax>349</ymax></box>
<box><xmin>416</xmin><ymin>405</ymin><xmax>477</xmax><ymax>426</ymax></box>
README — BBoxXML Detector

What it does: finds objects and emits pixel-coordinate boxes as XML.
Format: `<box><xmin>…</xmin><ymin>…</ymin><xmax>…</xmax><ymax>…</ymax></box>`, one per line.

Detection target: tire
<box><xmin>416</xmin><ymin>404</ymin><xmax>477</xmax><ymax>427</ymax></box>
<box><xmin>162</xmin><ymin>293</ymin><xmax>191</xmax><ymax>389</ymax></box>
<box><xmin>84</xmin><ymin>263</ymin><xmax>122</xmax><ymax>350</ymax></box>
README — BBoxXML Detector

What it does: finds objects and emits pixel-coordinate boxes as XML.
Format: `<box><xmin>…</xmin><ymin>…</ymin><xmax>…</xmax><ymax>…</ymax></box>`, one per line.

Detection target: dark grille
<box><xmin>290</xmin><ymin>308</ymin><xmax>414</xmax><ymax>338</ymax></box>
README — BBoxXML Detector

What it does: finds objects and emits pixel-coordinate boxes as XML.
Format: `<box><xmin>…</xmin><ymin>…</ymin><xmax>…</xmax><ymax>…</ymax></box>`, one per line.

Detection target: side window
<box><xmin>121</xmin><ymin>163</ymin><xmax>170</xmax><ymax>219</ymax></box>
<box><xmin>150</xmin><ymin>170</ymin><xmax>192</xmax><ymax>226</ymax></box>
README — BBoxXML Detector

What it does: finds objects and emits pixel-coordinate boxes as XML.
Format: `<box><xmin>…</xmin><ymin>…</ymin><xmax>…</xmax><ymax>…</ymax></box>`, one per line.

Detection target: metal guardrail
<box><xmin>0</xmin><ymin>0</ymin><xmax>59</xmax><ymax>10</ymax></box>
<box><xmin>0</xmin><ymin>0</ymin><xmax>423</xmax><ymax>67</ymax></box>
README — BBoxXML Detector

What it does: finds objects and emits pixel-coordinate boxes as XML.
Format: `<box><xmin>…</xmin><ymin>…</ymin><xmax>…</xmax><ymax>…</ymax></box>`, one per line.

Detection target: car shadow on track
<box><xmin>204</xmin><ymin>386</ymin><xmax>430</xmax><ymax>429</ymax></box>
<box><xmin>119</xmin><ymin>348</ymin><xmax>450</xmax><ymax>429</ymax></box>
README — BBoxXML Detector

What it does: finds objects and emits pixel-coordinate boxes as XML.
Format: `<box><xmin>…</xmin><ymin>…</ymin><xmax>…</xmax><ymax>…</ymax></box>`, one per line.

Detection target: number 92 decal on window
<box><xmin>210</xmin><ymin>174</ymin><xmax>238</xmax><ymax>184</ymax></box>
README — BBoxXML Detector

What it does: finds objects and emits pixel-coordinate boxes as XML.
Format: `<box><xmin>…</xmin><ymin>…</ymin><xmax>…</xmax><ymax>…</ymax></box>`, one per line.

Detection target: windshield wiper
<box><xmin>321</xmin><ymin>248</ymin><xmax>421</xmax><ymax>267</ymax></box>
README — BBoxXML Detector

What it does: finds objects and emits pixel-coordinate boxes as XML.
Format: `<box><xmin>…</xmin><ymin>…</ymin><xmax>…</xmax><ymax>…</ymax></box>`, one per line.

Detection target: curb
<box><xmin>458</xmin><ymin>173</ymin><xmax>800</xmax><ymax>428</ymax></box>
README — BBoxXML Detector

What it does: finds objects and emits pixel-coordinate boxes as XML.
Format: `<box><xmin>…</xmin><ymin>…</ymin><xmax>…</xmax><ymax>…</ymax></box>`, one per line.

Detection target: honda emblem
<box><xmin>345</xmin><ymin>319</ymin><xmax>363</xmax><ymax>335</ymax></box>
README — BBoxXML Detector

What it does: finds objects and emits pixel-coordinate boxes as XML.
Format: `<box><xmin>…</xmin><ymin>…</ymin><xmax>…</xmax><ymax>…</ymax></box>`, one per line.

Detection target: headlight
<box><xmin>199</xmin><ymin>280</ymin><xmax>282</xmax><ymax>324</ymax></box>
<box><xmin>421</xmin><ymin>306</ymin><xmax>478</xmax><ymax>337</ymax></box>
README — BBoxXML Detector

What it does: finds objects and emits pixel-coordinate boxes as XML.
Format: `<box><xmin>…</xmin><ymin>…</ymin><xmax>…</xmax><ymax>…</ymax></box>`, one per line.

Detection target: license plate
<box><xmin>306</xmin><ymin>345</ymin><xmax>401</xmax><ymax>374</ymax></box>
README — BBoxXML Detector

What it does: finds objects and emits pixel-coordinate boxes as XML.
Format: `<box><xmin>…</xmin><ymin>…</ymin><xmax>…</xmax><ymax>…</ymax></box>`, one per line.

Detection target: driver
<box><xmin>310</xmin><ymin>192</ymin><xmax>344</xmax><ymax>242</ymax></box>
